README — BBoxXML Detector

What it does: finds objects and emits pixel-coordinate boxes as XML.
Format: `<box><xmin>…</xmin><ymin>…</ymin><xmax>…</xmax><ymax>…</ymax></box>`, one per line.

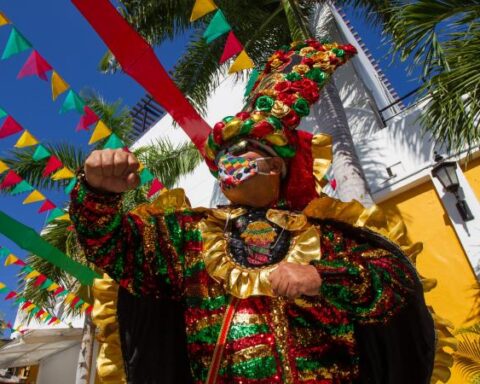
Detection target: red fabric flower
<box><xmin>301</xmin><ymin>57</ymin><xmax>314</xmax><ymax>67</ymax></box>
<box><xmin>235</xmin><ymin>112</ymin><xmax>250</xmax><ymax>121</ymax></box>
<box><xmin>341</xmin><ymin>44</ymin><xmax>357</xmax><ymax>55</ymax></box>
<box><xmin>274</xmin><ymin>81</ymin><xmax>293</xmax><ymax>93</ymax></box>
<box><xmin>250</xmin><ymin>120</ymin><xmax>274</xmax><ymax>138</ymax></box>
<box><xmin>281</xmin><ymin>109</ymin><xmax>300</xmax><ymax>128</ymax></box>
<box><xmin>291</xmin><ymin>78</ymin><xmax>320</xmax><ymax>103</ymax></box>
<box><xmin>329</xmin><ymin>55</ymin><xmax>340</xmax><ymax>65</ymax></box>
<box><xmin>306</xmin><ymin>39</ymin><xmax>323</xmax><ymax>51</ymax></box>
<box><xmin>277</xmin><ymin>92</ymin><xmax>297</xmax><ymax>106</ymax></box>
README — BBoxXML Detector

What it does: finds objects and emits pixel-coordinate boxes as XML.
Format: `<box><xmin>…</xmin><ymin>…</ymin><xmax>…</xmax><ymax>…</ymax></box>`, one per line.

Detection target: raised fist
<box><xmin>84</xmin><ymin>149</ymin><xmax>140</xmax><ymax>193</ymax></box>
<box><xmin>269</xmin><ymin>262</ymin><xmax>322</xmax><ymax>299</ymax></box>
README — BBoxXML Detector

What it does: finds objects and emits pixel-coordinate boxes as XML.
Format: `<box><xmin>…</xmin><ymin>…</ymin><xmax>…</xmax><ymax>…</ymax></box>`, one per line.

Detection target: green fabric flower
<box><xmin>255</xmin><ymin>96</ymin><xmax>275</xmax><ymax>112</ymax></box>
<box><xmin>292</xmin><ymin>98</ymin><xmax>310</xmax><ymax>117</ymax></box>
<box><xmin>267</xmin><ymin>116</ymin><xmax>283</xmax><ymax>131</ymax></box>
<box><xmin>305</xmin><ymin>68</ymin><xmax>328</xmax><ymax>84</ymax></box>
<box><xmin>240</xmin><ymin>119</ymin><xmax>255</xmax><ymax>135</ymax></box>
<box><xmin>285</xmin><ymin>72</ymin><xmax>302</xmax><ymax>81</ymax></box>
<box><xmin>332</xmin><ymin>48</ymin><xmax>345</xmax><ymax>58</ymax></box>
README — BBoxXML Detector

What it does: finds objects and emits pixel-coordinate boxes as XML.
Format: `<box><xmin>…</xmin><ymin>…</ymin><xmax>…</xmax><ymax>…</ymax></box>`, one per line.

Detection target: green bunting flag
<box><xmin>244</xmin><ymin>69</ymin><xmax>260</xmax><ymax>97</ymax></box>
<box><xmin>0</xmin><ymin>286</ymin><xmax>8</xmax><ymax>294</ymax></box>
<box><xmin>1</xmin><ymin>27</ymin><xmax>32</xmax><ymax>60</ymax></box>
<box><xmin>0</xmin><ymin>210</ymin><xmax>100</xmax><ymax>285</ymax></box>
<box><xmin>203</xmin><ymin>10</ymin><xmax>231</xmax><ymax>44</ymax></box>
<box><xmin>46</xmin><ymin>208</ymin><xmax>65</xmax><ymax>223</ymax></box>
<box><xmin>59</xmin><ymin>90</ymin><xmax>86</xmax><ymax>114</ymax></box>
<box><xmin>0</xmin><ymin>106</ymin><xmax>6</xmax><ymax>119</ymax></box>
<box><xmin>32</xmin><ymin>145</ymin><xmax>51</xmax><ymax>162</ymax></box>
<box><xmin>0</xmin><ymin>247</ymin><xmax>11</xmax><ymax>258</ymax></box>
<box><xmin>40</xmin><ymin>278</ymin><xmax>53</xmax><ymax>290</ymax></box>
<box><xmin>139</xmin><ymin>168</ymin><xmax>154</xmax><ymax>186</ymax></box>
<box><xmin>65</xmin><ymin>178</ymin><xmax>76</xmax><ymax>195</ymax></box>
<box><xmin>10</xmin><ymin>180</ymin><xmax>34</xmax><ymax>195</ymax></box>
<box><xmin>103</xmin><ymin>133</ymin><xmax>124</xmax><ymax>150</ymax></box>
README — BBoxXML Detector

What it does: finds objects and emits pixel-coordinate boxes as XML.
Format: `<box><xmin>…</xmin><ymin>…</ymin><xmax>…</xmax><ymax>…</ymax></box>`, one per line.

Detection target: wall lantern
<box><xmin>432</xmin><ymin>153</ymin><xmax>474</xmax><ymax>222</ymax></box>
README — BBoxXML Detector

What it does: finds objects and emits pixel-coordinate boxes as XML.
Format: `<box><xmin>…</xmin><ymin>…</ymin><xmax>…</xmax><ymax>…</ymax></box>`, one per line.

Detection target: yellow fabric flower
<box><xmin>293</xmin><ymin>64</ymin><xmax>310</xmax><ymax>75</ymax></box>
<box><xmin>271</xmin><ymin>100</ymin><xmax>291</xmax><ymax>118</ymax></box>
<box><xmin>299</xmin><ymin>46</ymin><xmax>315</xmax><ymax>56</ymax></box>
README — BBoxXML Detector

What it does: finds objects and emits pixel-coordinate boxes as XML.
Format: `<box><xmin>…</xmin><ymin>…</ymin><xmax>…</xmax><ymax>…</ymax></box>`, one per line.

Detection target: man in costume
<box><xmin>70</xmin><ymin>39</ymin><xmax>435</xmax><ymax>383</ymax></box>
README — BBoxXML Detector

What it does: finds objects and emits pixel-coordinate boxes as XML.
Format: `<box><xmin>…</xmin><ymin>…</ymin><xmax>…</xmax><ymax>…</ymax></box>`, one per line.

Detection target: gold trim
<box><xmin>311</xmin><ymin>133</ymin><xmax>333</xmax><ymax>195</ymax></box>
<box><xmin>200</xmin><ymin>210</ymin><xmax>321</xmax><ymax>299</ymax></box>
<box><xmin>92</xmin><ymin>274</ymin><xmax>127</xmax><ymax>384</ymax></box>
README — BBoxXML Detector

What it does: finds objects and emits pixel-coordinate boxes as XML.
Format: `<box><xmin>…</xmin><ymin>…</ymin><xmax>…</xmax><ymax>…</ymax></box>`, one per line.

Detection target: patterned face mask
<box><xmin>217</xmin><ymin>153</ymin><xmax>272</xmax><ymax>189</ymax></box>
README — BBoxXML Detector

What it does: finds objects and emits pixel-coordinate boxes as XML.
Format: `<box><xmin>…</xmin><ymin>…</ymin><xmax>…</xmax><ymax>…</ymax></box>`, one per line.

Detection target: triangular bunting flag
<box><xmin>64</xmin><ymin>293</ymin><xmax>76</xmax><ymax>305</ymax></box>
<box><xmin>15</xmin><ymin>130</ymin><xmax>39</xmax><ymax>148</ymax></box>
<box><xmin>103</xmin><ymin>133</ymin><xmax>124</xmax><ymax>149</ymax></box>
<box><xmin>46</xmin><ymin>208</ymin><xmax>65</xmax><ymax>223</ymax></box>
<box><xmin>59</xmin><ymin>90</ymin><xmax>85</xmax><ymax>114</ymax></box>
<box><xmin>0</xmin><ymin>106</ymin><xmax>7</xmax><ymax>119</ymax></box>
<box><xmin>86</xmin><ymin>305</ymin><xmax>93</xmax><ymax>315</ymax></box>
<box><xmin>51</xmin><ymin>167</ymin><xmax>75</xmax><ymax>181</ymax></box>
<box><xmin>65</xmin><ymin>178</ymin><xmax>77</xmax><ymax>195</ymax></box>
<box><xmin>0</xmin><ymin>116</ymin><xmax>23</xmax><ymax>139</ymax></box>
<box><xmin>40</xmin><ymin>278</ymin><xmax>53</xmax><ymax>290</ymax></box>
<box><xmin>4</xmin><ymin>291</ymin><xmax>17</xmax><ymax>300</ymax></box>
<box><xmin>244</xmin><ymin>68</ymin><xmax>260</xmax><ymax>97</ymax></box>
<box><xmin>190</xmin><ymin>0</ymin><xmax>217</xmax><ymax>21</ymax></box>
<box><xmin>80</xmin><ymin>302</ymin><xmax>90</xmax><ymax>312</ymax></box>
<box><xmin>147</xmin><ymin>178</ymin><xmax>164</xmax><ymax>198</ymax></box>
<box><xmin>0</xmin><ymin>170</ymin><xmax>22</xmax><ymax>189</ymax></box>
<box><xmin>329</xmin><ymin>179</ymin><xmax>337</xmax><ymax>190</ymax></box>
<box><xmin>220</xmin><ymin>31</ymin><xmax>243</xmax><ymax>64</ymax></box>
<box><xmin>48</xmin><ymin>317</ymin><xmax>58</xmax><ymax>325</ymax></box>
<box><xmin>70</xmin><ymin>296</ymin><xmax>81</xmax><ymax>308</ymax></box>
<box><xmin>25</xmin><ymin>304</ymin><xmax>36</xmax><ymax>312</ymax></box>
<box><xmin>23</xmin><ymin>190</ymin><xmax>45</xmax><ymax>205</ymax></box>
<box><xmin>57</xmin><ymin>213</ymin><xmax>70</xmax><ymax>222</ymax></box>
<box><xmin>203</xmin><ymin>10</ymin><xmax>231</xmax><ymax>44</ymax></box>
<box><xmin>10</xmin><ymin>180</ymin><xmax>33</xmax><ymax>195</ymax></box>
<box><xmin>47</xmin><ymin>283</ymin><xmax>59</xmax><ymax>292</ymax></box>
<box><xmin>35</xmin><ymin>309</ymin><xmax>45</xmax><ymax>318</ymax></box>
<box><xmin>21</xmin><ymin>266</ymin><xmax>33</xmax><ymax>274</ymax></box>
<box><xmin>25</xmin><ymin>270</ymin><xmax>40</xmax><ymax>280</ymax></box>
<box><xmin>228</xmin><ymin>50</ymin><xmax>254</xmax><ymax>74</ymax></box>
<box><xmin>15</xmin><ymin>297</ymin><xmax>26</xmax><ymax>305</ymax></box>
<box><xmin>139</xmin><ymin>168</ymin><xmax>154</xmax><ymax>186</ymax></box>
<box><xmin>88</xmin><ymin>121</ymin><xmax>112</xmax><ymax>145</ymax></box>
<box><xmin>42</xmin><ymin>155</ymin><xmax>63</xmax><ymax>177</ymax></box>
<box><xmin>0</xmin><ymin>11</ymin><xmax>10</xmax><ymax>27</ymax></box>
<box><xmin>0</xmin><ymin>283</ymin><xmax>6</xmax><ymax>291</ymax></box>
<box><xmin>32</xmin><ymin>145</ymin><xmax>51</xmax><ymax>162</ymax></box>
<box><xmin>0</xmin><ymin>160</ymin><xmax>8</xmax><ymax>175</ymax></box>
<box><xmin>38</xmin><ymin>199</ymin><xmax>56</xmax><ymax>213</ymax></box>
<box><xmin>0</xmin><ymin>247</ymin><xmax>11</xmax><ymax>258</ymax></box>
<box><xmin>4</xmin><ymin>254</ymin><xmax>18</xmax><ymax>266</ymax></box>
<box><xmin>21</xmin><ymin>301</ymin><xmax>32</xmax><ymax>310</ymax></box>
<box><xmin>1</xmin><ymin>27</ymin><xmax>32</xmax><ymax>60</ymax></box>
<box><xmin>76</xmin><ymin>106</ymin><xmax>99</xmax><ymax>131</ymax></box>
<box><xmin>33</xmin><ymin>275</ymin><xmax>48</xmax><ymax>287</ymax></box>
<box><xmin>30</xmin><ymin>307</ymin><xmax>41</xmax><ymax>316</ymax></box>
<box><xmin>17</xmin><ymin>50</ymin><xmax>53</xmax><ymax>81</ymax></box>
<box><xmin>51</xmin><ymin>71</ymin><xmax>69</xmax><ymax>101</ymax></box>
<box><xmin>13</xmin><ymin>259</ymin><xmax>26</xmax><ymax>267</ymax></box>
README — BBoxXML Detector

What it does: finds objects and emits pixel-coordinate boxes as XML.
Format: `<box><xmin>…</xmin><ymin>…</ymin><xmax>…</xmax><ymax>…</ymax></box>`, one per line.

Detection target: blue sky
<box><xmin>0</xmin><ymin>1</ymin><xmax>419</xmax><ymax>334</ymax></box>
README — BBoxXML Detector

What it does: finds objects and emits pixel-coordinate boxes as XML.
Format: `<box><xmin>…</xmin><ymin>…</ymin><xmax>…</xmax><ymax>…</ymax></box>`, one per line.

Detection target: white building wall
<box><xmin>36</xmin><ymin>343</ymin><xmax>81</xmax><ymax>384</ymax></box>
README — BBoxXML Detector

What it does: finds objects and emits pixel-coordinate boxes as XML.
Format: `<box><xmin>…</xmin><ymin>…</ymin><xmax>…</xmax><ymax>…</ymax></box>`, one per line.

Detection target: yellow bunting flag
<box><xmin>23</xmin><ymin>190</ymin><xmax>46</xmax><ymax>205</ymax></box>
<box><xmin>0</xmin><ymin>11</ymin><xmax>10</xmax><ymax>26</ymax></box>
<box><xmin>64</xmin><ymin>293</ymin><xmax>76</xmax><ymax>305</ymax></box>
<box><xmin>228</xmin><ymin>50</ymin><xmax>254</xmax><ymax>74</ymax></box>
<box><xmin>88</xmin><ymin>121</ymin><xmax>112</xmax><ymax>144</ymax></box>
<box><xmin>47</xmin><ymin>283</ymin><xmax>59</xmax><ymax>292</ymax></box>
<box><xmin>190</xmin><ymin>0</ymin><xmax>217</xmax><ymax>22</ymax></box>
<box><xmin>51</xmin><ymin>71</ymin><xmax>69</xmax><ymax>101</ymax></box>
<box><xmin>51</xmin><ymin>167</ymin><xmax>75</xmax><ymax>181</ymax></box>
<box><xmin>80</xmin><ymin>302</ymin><xmax>90</xmax><ymax>313</ymax></box>
<box><xmin>25</xmin><ymin>304</ymin><xmax>36</xmax><ymax>312</ymax></box>
<box><xmin>0</xmin><ymin>160</ymin><xmax>8</xmax><ymax>175</ymax></box>
<box><xmin>15</xmin><ymin>130</ymin><xmax>39</xmax><ymax>148</ymax></box>
<box><xmin>0</xmin><ymin>283</ymin><xmax>5</xmax><ymax>290</ymax></box>
<box><xmin>57</xmin><ymin>213</ymin><xmax>70</xmax><ymax>221</ymax></box>
<box><xmin>25</xmin><ymin>270</ymin><xmax>41</xmax><ymax>280</ymax></box>
<box><xmin>4</xmin><ymin>254</ymin><xmax>18</xmax><ymax>266</ymax></box>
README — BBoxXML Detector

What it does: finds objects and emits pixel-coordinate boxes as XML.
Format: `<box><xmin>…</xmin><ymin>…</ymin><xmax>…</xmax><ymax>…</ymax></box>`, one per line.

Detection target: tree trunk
<box><xmin>75</xmin><ymin>315</ymin><xmax>96</xmax><ymax>384</ymax></box>
<box><xmin>312</xmin><ymin>80</ymin><xmax>374</xmax><ymax>207</ymax></box>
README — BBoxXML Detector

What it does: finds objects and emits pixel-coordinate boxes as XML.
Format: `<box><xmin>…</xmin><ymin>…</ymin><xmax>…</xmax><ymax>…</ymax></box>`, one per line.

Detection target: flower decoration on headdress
<box><xmin>204</xmin><ymin>38</ymin><xmax>357</xmax><ymax>177</ymax></box>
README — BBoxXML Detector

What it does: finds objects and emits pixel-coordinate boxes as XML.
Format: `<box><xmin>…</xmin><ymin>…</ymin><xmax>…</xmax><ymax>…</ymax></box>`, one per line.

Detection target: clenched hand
<box><xmin>269</xmin><ymin>262</ymin><xmax>322</xmax><ymax>299</ymax></box>
<box><xmin>84</xmin><ymin>149</ymin><xmax>140</xmax><ymax>193</ymax></box>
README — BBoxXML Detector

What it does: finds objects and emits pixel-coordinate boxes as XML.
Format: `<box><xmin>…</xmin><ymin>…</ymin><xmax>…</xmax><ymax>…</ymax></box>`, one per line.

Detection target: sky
<box><xmin>0</xmin><ymin>1</ymin><xmax>420</xmax><ymax>334</ymax></box>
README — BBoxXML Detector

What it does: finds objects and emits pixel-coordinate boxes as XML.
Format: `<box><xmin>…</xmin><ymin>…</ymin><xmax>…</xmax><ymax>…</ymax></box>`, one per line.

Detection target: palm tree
<box><xmin>454</xmin><ymin>323</ymin><xmax>480</xmax><ymax>383</ymax></box>
<box><xmin>101</xmin><ymin>0</ymin><xmax>404</xmax><ymax>206</ymax></box>
<box><xmin>384</xmin><ymin>0</ymin><xmax>480</xmax><ymax>153</ymax></box>
<box><xmin>0</xmin><ymin>93</ymin><xmax>202</xmax><ymax>383</ymax></box>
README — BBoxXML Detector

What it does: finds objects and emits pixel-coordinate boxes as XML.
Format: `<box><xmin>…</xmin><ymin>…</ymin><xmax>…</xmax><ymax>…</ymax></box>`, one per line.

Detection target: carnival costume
<box><xmin>70</xmin><ymin>39</ymin><xmax>435</xmax><ymax>383</ymax></box>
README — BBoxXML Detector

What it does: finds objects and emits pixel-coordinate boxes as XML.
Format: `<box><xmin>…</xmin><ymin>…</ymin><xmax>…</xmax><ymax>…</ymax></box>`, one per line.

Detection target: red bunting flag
<box><xmin>0</xmin><ymin>116</ymin><xmax>23</xmax><ymax>139</ymax></box>
<box><xmin>76</xmin><ymin>106</ymin><xmax>99</xmax><ymax>131</ymax></box>
<box><xmin>4</xmin><ymin>291</ymin><xmax>17</xmax><ymax>300</ymax></box>
<box><xmin>42</xmin><ymin>155</ymin><xmax>63</xmax><ymax>177</ymax></box>
<box><xmin>48</xmin><ymin>317</ymin><xmax>58</xmax><ymax>325</ymax></box>
<box><xmin>35</xmin><ymin>309</ymin><xmax>45</xmax><ymax>318</ymax></box>
<box><xmin>38</xmin><ymin>200</ymin><xmax>56</xmax><ymax>213</ymax></box>
<box><xmin>0</xmin><ymin>170</ymin><xmax>22</xmax><ymax>189</ymax></box>
<box><xmin>329</xmin><ymin>179</ymin><xmax>337</xmax><ymax>190</ymax></box>
<box><xmin>17</xmin><ymin>50</ymin><xmax>53</xmax><ymax>81</ymax></box>
<box><xmin>53</xmin><ymin>286</ymin><xmax>64</xmax><ymax>296</ymax></box>
<box><xmin>70</xmin><ymin>296</ymin><xmax>81</xmax><ymax>308</ymax></box>
<box><xmin>86</xmin><ymin>305</ymin><xmax>93</xmax><ymax>315</ymax></box>
<box><xmin>220</xmin><ymin>31</ymin><xmax>243</xmax><ymax>64</ymax></box>
<box><xmin>33</xmin><ymin>274</ymin><xmax>47</xmax><ymax>287</ymax></box>
<box><xmin>14</xmin><ymin>259</ymin><xmax>27</xmax><ymax>267</ymax></box>
<box><xmin>147</xmin><ymin>178</ymin><xmax>164</xmax><ymax>198</ymax></box>
<box><xmin>21</xmin><ymin>301</ymin><xmax>32</xmax><ymax>310</ymax></box>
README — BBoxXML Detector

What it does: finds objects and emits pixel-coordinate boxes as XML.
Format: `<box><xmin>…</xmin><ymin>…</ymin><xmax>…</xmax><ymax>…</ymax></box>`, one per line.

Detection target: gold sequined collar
<box><xmin>199</xmin><ymin>208</ymin><xmax>321</xmax><ymax>299</ymax></box>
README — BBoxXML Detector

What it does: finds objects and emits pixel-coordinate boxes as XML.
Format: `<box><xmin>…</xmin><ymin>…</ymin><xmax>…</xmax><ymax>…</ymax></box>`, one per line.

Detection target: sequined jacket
<box><xmin>70</xmin><ymin>181</ymin><xmax>435</xmax><ymax>384</ymax></box>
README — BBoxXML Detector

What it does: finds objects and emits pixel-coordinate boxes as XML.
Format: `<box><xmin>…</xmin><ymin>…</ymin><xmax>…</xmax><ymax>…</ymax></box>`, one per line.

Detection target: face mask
<box><xmin>217</xmin><ymin>153</ymin><xmax>271</xmax><ymax>189</ymax></box>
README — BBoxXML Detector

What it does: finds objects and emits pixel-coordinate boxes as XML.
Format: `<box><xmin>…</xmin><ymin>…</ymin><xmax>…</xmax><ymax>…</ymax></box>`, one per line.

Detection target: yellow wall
<box><xmin>463</xmin><ymin>156</ymin><xmax>480</xmax><ymax>203</ymax></box>
<box><xmin>379</xmin><ymin>179</ymin><xmax>479</xmax><ymax>384</ymax></box>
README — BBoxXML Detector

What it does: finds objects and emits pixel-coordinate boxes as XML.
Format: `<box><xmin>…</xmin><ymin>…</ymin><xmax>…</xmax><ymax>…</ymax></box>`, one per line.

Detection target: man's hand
<box><xmin>269</xmin><ymin>262</ymin><xmax>322</xmax><ymax>299</ymax></box>
<box><xmin>84</xmin><ymin>149</ymin><xmax>140</xmax><ymax>193</ymax></box>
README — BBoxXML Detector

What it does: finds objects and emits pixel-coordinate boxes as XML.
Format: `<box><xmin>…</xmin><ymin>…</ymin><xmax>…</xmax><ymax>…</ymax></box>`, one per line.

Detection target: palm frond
<box><xmin>454</xmin><ymin>333</ymin><xmax>480</xmax><ymax>382</ymax></box>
